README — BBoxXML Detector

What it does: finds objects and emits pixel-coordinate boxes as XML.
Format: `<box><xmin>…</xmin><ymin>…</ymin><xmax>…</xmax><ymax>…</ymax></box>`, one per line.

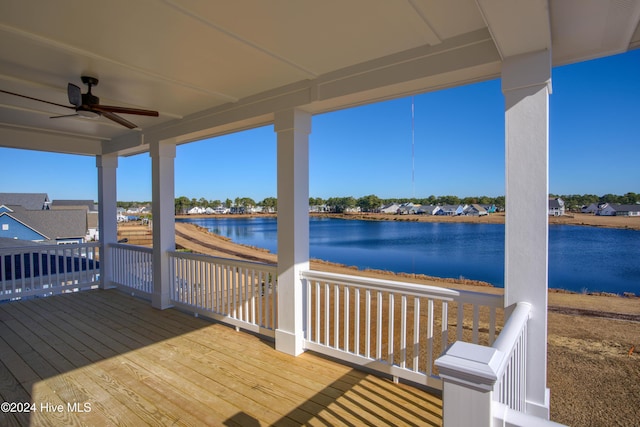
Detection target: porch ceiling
<box><xmin>0</xmin><ymin>1</ymin><xmax>639</xmax><ymax>156</ymax></box>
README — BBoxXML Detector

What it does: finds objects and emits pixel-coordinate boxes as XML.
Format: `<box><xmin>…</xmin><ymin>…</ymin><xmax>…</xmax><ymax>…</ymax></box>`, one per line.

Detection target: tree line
<box><xmin>117</xmin><ymin>192</ymin><xmax>638</xmax><ymax>215</ymax></box>
<box><xmin>161</xmin><ymin>193</ymin><xmax>638</xmax><ymax>215</ymax></box>
<box><xmin>550</xmin><ymin>192</ymin><xmax>639</xmax><ymax>211</ymax></box>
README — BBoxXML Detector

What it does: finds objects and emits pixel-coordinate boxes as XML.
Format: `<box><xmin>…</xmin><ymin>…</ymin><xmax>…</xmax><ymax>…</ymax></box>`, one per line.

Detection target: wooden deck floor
<box><xmin>0</xmin><ymin>289</ymin><xmax>442</xmax><ymax>426</ymax></box>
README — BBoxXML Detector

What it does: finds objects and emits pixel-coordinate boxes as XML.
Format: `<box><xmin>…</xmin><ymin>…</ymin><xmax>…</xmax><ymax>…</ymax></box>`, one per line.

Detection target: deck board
<box><xmin>0</xmin><ymin>289</ymin><xmax>442</xmax><ymax>426</ymax></box>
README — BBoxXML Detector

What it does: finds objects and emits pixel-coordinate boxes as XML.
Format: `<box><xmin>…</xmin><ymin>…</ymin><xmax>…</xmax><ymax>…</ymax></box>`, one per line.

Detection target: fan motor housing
<box><xmin>81</xmin><ymin>93</ymin><xmax>99</xmax><ymax>106</ymax></box>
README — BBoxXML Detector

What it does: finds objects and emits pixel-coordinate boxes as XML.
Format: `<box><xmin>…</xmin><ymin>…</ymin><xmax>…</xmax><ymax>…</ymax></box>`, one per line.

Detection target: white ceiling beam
<box><xmin>315</xmin><ymin>30</ymin><xmax>498</xmax><ymax>102</ymax></box>
<box><xmin>0</xmin><ymin>124</ymin><xmax>104</xmax><ymax>156</ymax></box>
<box><xmin>476</xmin><ymin>0</ymin><xmax>551</xmax><ymax>59</ymax></box>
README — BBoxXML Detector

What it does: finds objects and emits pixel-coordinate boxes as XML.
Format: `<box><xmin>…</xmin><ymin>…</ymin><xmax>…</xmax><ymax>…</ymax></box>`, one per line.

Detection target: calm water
<box><xmin>177</xmin><ymin>217</ymin><xmax>640</xmax><ymax>295</ymax></box>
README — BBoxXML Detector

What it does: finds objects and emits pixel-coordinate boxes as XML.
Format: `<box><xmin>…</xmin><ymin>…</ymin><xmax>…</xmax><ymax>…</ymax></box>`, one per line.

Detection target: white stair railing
<box><xmin>492</xmin><ymin>302</ymin><xmax>531</xmax><ymax>411</ymax></box>
<box><xmin>435</xmin><ymin>302</ymin><xmax>563</xmax><ymax>426</ymax></box>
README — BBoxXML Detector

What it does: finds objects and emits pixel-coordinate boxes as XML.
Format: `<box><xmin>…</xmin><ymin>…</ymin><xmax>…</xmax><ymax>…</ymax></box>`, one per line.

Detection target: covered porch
<box><xmin>1</xmin><ymin>2</ymin><xmax>639</xmax><ymax>426</ymax></box>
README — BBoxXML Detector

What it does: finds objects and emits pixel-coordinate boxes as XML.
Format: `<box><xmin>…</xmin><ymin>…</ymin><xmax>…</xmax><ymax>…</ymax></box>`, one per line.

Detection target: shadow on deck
<box><xmin>0</xmin><ymin>289</ymin><xmax>442</xmax><ymax>426</ymax></box>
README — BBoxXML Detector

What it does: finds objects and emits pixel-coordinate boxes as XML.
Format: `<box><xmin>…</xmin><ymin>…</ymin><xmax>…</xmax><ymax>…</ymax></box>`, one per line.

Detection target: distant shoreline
<box><xmin>176</xmin><ymin>211</ymin><xmax>640</xmax><ymax>231</ymax></box>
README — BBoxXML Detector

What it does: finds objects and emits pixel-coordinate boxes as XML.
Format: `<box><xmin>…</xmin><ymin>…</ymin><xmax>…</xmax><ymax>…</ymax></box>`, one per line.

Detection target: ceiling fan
<box><xmin>0</xmin><ymin>76</ymin><xmax>159</xmax><ymax>129</ymax></box>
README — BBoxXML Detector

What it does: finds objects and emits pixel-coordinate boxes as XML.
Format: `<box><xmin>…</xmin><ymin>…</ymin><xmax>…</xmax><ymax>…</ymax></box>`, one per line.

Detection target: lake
<box><xmin>176</xmin><ymin>216</ymin><xmax>640</xmax><ymax>295</ymax></box>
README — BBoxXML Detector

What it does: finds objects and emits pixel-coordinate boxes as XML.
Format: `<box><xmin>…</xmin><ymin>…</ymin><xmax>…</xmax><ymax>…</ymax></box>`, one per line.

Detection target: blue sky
<box><xmin>1</xmin><ymin>49</ymin><xmax>638</xmax><ymax>202</ymax></box>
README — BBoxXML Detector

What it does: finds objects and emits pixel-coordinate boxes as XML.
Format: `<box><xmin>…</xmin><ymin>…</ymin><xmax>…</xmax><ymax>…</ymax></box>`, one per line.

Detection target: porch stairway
<box><xmin>117</xmin><ymin>223</ymin><xmax>152</xmax><ymax>246</ymax></box>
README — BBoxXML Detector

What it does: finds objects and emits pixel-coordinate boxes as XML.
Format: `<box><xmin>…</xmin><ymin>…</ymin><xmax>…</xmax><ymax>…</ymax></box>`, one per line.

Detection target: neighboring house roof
<box><xmin>549</xmin><ymin>198</ymin><xmax>564</xmax><ymax>209</ymax></box>
<box><xmin>0</xmin><ymin>193</ymin><xmax>50</xmax><ymax>210</ymax></box>
<box><xmin>87</xmin><ymin>212</ymin><xmax>99</xmax><ymax>229</ymax></box>
<box><xmin>379</xmin><ymin>203</ymin><xmax>400</xmax><ymax>213</ymax></box>
<box><xmin>4</xmin><ymin>209</ymin><xmax>87</xmax><ymax>240</ymax></box>
<box><xmin>51</xmin><ymin>200</ymin><xmax>97</xmax><ymax>212</ymax></box>
<box><xmin>582</xmin><ymin>203</ymin><xmax>599</xmax><ymax>213</ymax></box>
<box><xmin>0</xmin><ymin>237</ymin><xmax>46</xmax><ymax>249</ymax></box>
<box><xmin>465</xmin><ymin>204</ymin><xmax>488</xmax><ymax>215</ymax></box>
<box><xmin>417</xmin><ymin>205</ymin><xmax>440</xmax><ymax>215</ymax></box>
<box><xmin>612</xmin><ymin>204</ymin><xmax>640</xmax><ymax>213</ymax></box>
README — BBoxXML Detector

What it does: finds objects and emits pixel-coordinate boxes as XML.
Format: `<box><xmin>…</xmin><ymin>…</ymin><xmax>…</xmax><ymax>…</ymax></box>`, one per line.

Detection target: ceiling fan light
<box><xmin>76</xmin><ymin>109</ymin><xmax>100</xmax><ymax>119</ymax></box>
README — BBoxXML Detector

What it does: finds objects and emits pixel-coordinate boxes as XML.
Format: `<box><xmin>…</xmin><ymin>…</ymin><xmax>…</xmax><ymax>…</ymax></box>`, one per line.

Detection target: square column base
<box><xmin>275</xmin><ymin>328</ymin><xmax>304</xmax><ymax>356</ymax></box>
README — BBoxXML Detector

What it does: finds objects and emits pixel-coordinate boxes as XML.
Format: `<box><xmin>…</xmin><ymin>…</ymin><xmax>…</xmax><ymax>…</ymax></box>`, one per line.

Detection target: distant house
<box><xmin>464</xmin><ymin>204</ymin><xmax>488</xmax><ymax>216</ymax></box>
<box><xmin>0</xmin><ymin>192</ymin><xmax>51</xmax><ymax>210</ymax></box>
<box><xmin>581</xmin><ymin>203</ymin><xmax>599</xmax><ymax>214</ymax></box>
<box><xmin>548</xmin><ymin>198</ymin><xmax>565</xmax><ymax>216</ymax></box>
<box><xmin>480</xmin><ymin>204</ymin><xmax>497</xmax><ymax>214</ymax></box>
<box><xmin>0</xmin><ymin>206</ymin><xmax>88</xmax><ymax>244</ymax></box>
<box><xmin>598</xmin><ymin>203</ymin><xmax>640</xmax><ymax>217</ymax></box>
<box><xmin>614</xmin><ymin>204</ymin><xmax>640</xmax><ymax>216</ymax></box>
<box><xmin>309</xmin><ymin>204</ymin><xmax>328</xmax><ymax>213</ymax></box>
<box><xmin>213</xmin><ymin>205</ymin><xmax>230</xmax><ymax>214</ymax></box>
<box><xmin>126</xmin><ymin>205</ymin><xmax>150</xmax><ymax>215</ymax></box>
<box><xmin>596</xmin><ymin>203</ymin><xmax>617</xmax><ymax>216</ymax></box>
<box><xmin>188</xmin><ymin>206</ymin><xmax>206</xmax><ymax>215</ymax></box>
<box><xmin>417</xmin><ymin>205</ymin><xmax>440</xmax><ymax>215</ymax></box>
<box><xmin>397</xmin><ymin>203</ymin><xmax>419</xmax><ymax>215</ymax></box>
<box><xmin>378</xmin><ymin>203</ymin><xmax>400</xmax><ymax>214</ymax></box>
<box><xmin>437</xmin><ymin>205</ymin><xmax>457</xmax><ymax>216</ymax></box>
<box><xmin>437</xmin><ymin>204</ymin><xmax>467</xmax><ymax>216</ymax></box>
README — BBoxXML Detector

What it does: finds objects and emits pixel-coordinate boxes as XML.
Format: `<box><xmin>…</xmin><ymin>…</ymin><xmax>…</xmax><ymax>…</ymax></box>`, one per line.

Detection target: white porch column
<box><xmin>97</xmin><ymin>154</ymin><xmax>118</xmax><ymax>289</ymax></box>
<box><xmin>150</xmin><ymin>140</ymin><xmax>176</xmax><ymax>310</ymax></box>
<box><xmin>275</xmin><ymin>108</ymin><xmax>311</xmax><ymax>356</ymax></box>
<box><xmin>502</xmin><ymin>50</ymin><xmax>552</xmax><ymax>418</ymax></box>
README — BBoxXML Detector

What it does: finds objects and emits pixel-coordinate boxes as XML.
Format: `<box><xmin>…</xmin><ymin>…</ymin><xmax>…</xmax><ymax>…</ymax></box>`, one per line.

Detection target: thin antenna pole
<box><xmin>411</xmin><ymin>96</ymin><xmax>415</xmax><ymax>198</ymax></box>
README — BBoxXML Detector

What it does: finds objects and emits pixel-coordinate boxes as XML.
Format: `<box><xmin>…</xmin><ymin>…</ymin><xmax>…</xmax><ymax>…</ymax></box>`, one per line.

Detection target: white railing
<box><xmin>301</xmin><ymin>270</ymin><xmax>504</xmax><ymax>390</ymax></box>
<box><xmin>0</xmin><ymin>242</ymin><xmax>100</xmax><ymax>301</ymax></box>
<box><xmin>109</xmin><ymin>243</ymin><xmax>153</xmax><ymax>297</ymax></box>
<box><xmin>435</xmin><ymin>301</ymin><xmax>557</xmax><ymax>427</ymax></box>
<box><xmin>169</xmin><ymin>251</ymin><xmax>278</xmax><ymax>337</ymax></box>
<box><xmin>492</xmin><ymin>302</ymin><xmax>531</xmax><ymax>412</ymax></box>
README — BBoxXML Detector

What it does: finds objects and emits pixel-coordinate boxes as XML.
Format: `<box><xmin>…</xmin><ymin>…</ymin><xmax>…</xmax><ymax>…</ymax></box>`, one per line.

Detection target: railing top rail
<box><xmin>301</xmin><ymin>269</ymin><xmax>461</xmax><ymax>300</ymax></box>
<box><xmin>492</xmin><ymin>302</ymin><xmax>531</xmax><ymax>354</ymax></box>
<box><xmin>109</xmin><ymin>243</ymin><xmax>153</xmax><ymax>253</ymax></box>
<box><xmin>0</xmin><ymin>241</ymin><xmax>100</xmax><ymax>254</ymax></box>
<box><xmin>168</xmin><ymin>250</ymin><xmax>278</xmax><ymax>272</ymax></box>
<box><xmin>455</xmin><ymin>289</ymin><xmax>504</xmax><ymax>308</ymax></box>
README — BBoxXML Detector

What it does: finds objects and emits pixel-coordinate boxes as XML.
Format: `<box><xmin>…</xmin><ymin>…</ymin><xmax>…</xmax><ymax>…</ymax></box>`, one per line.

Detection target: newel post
<box><xmin>150</xmin><ymin>139</ymin><xmax>176</xmax><ymax>310</ymax></box>
<box><xmin>96</xmin><ymin>153</ymin><xmax>118</xmax><ymax>289</ymax></box>
<box><xmin>436</xmin><ymin>342</ymin><xmax>504</xmax><ymax>427</ymax></box>
<box><xmin>275</xmin><ymin>108</ymin><xmax>311</xmax><ymax>356</ymax></box>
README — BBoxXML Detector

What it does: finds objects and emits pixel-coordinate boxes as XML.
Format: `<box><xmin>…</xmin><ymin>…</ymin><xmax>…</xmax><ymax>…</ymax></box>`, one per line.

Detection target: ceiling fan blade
<box><xmin>50</xmin><ymin>113</ymin><xmax>79</xmax><ymax>119</ymax></box>
<box><xmin>67</xmin><ymin>83</ymin><xmax>81</xmax><ymax>107</ymax></box>
<box><xmin>101</xmin><ymin>111</ymin><xmax>138</xmax><ymax>129</ymax></box>
<box><xmin>0</xmin><ymin>89</ymin><xmax>76</xmax><ymax>110</ymax></box>
<box><xmin>93</xmin><ymin>104</ymin><xmax>159</xmax><ymax>117</ymax></box>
